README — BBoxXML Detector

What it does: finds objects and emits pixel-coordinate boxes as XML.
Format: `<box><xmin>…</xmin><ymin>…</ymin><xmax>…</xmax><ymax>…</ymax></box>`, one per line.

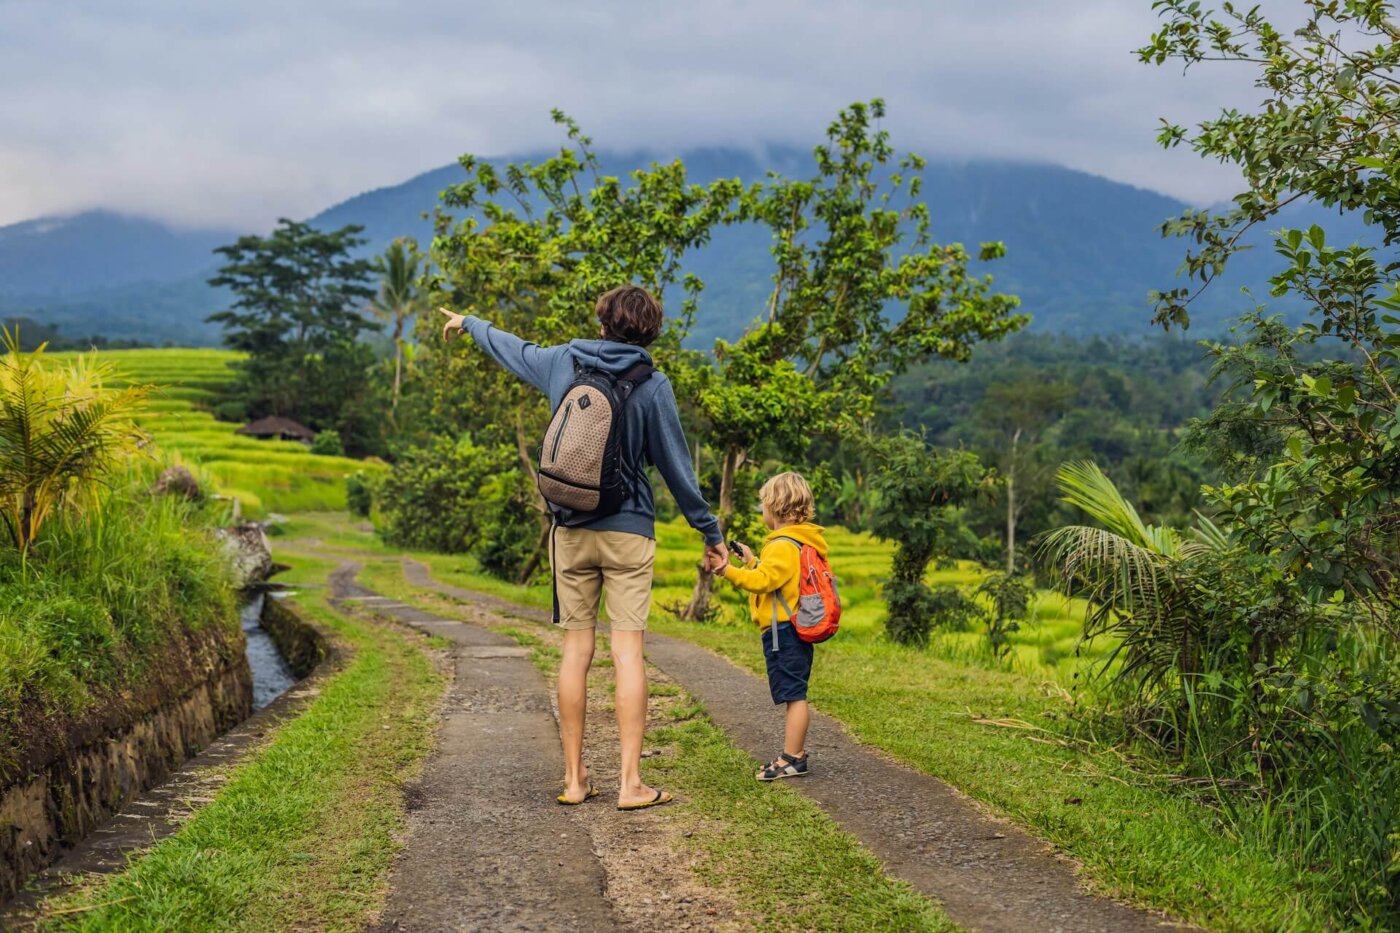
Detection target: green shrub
<box><xmin>976</xmin><ymin>572</ymin><xmax>1032</xmax><ymax>661</ymax></box>
<box><xmin>311</xmin><ymin>430</ymin><xmax>344</xmax><ymax>456</ymax></box>
<box><xmin>210</xmin><ymin>399</ymin><xmax>247</xmax><ymax>423</ymax></box>
<box><xmin>345</xmin><ymin>470</ymin><xmax>375</xmax><ymax>518</ymax></box>
<box><xmin>0</xmin><ymin>465</ymin><xmax>238</xmax><ymax>777</ymax></box>
<box><xmin>372</xmin><ymin>436</ymin><xmax>513</xmax><ymax>553</ymax></box>
<box><xmin>475</xmin><ymin>469</ymin><xmax>544</xmax><ymax>582</ymax></box>
<box><xmin>867</xmin><ymin>435</ymin><xmax>990</xmax><ymax>646</ymax></box>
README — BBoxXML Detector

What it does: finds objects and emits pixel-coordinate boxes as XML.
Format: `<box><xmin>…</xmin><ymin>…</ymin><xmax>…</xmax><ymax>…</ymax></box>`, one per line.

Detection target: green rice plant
<box><xmin>47</xmin><ymin>348</ymin><xmax>376</xmax><ymax>514</ymax></box>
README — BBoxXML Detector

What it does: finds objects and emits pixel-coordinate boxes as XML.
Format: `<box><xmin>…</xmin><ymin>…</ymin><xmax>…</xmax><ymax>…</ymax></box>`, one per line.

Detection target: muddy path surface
<box><xmin>402</xmin><ymin>559</ymin><xmax>1192</xmax><ymax>933</ymax></box>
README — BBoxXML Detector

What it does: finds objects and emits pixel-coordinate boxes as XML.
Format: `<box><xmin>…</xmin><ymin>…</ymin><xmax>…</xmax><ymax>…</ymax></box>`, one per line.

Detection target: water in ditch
<box><xmin>241</xmin><ymin>592</ymin><xmax>297</xmax><ymax>709</ymax></box>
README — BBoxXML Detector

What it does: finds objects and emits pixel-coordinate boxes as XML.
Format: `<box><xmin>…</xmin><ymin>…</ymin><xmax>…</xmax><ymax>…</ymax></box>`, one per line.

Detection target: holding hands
<box><xmin>703</xmin><ymin>541</ymin><xmax>730</xmax><ymax>575</ymax></box>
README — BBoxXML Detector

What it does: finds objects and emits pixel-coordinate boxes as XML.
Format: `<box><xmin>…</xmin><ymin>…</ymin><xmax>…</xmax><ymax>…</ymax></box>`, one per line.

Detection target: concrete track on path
<box><xmin>401</xmin><ymin>559</ymin><xmax>1190</xmax><ymax>933</ymax></box>
<box><xmin>330</xmin><ymin>564</ymin><xmax>618</xmax><ymax>932</ymax></box>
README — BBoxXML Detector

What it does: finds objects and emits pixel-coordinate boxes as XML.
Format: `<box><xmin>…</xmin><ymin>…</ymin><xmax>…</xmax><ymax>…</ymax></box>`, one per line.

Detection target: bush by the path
<box><xmin>369</xmin><ymin>436</ymin><xmax>542</xmax><ymax>581</ymax></box>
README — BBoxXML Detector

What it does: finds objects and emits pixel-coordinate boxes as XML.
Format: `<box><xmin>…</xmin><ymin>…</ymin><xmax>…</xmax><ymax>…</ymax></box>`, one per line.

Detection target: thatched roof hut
<box><xmin>236</xmin><ymin>415</ymin><xmax>316</xmax><ymax>443</ymax></box>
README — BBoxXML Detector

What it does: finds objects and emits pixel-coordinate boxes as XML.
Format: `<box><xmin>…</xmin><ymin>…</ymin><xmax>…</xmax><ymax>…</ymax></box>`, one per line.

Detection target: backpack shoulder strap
<box><xmin>773</xmin><ymin>535</ymin><xmax>803</xmax><ymax>551</ymax></box>
<box><xmin>619</xmin><ymin>363</ymin><xmax>655</xmax><ymax>384</ymax></box>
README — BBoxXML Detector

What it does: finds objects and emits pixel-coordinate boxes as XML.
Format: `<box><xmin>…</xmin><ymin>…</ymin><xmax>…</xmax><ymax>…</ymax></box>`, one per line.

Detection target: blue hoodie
<box><xmin>460</xmin><ymin>315</ymin><xmax>722</xmax><ymax>546</ymax></box>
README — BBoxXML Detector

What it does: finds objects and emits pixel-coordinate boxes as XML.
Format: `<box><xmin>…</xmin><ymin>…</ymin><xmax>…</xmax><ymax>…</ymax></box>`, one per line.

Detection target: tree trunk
<box><xmin>515</xmin><ymin>416</ymin><xmax>552</xmax><ymax>582</ymax></box>
<box><xmin>1006</xmin><ymin>427</ymin><xmax>1021</xmax><ymax>574</ymax></box>
<box><xmin>391</xmin><ymin>312</ymin><xmax>404</xmax><ymax>411</ymax></box>
<box><xmin>517</xmin><ymin>521</ymin><xmax>551</xmax><ymax>584</ymax></box>
<box><xmin>678</xmin><ymin>444</ymin><xmax>742</xmax><ymax>621</ymax></box>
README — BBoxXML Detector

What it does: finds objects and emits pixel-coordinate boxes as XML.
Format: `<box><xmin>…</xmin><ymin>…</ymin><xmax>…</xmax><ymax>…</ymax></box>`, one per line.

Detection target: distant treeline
<box><xmin>2</xmin><ymin>316</ymin><xmax>152</xmax><ymax>352</ymax></box>
<box><xmin>889</xmin><ymin>331</ymin><xmax>1217</xmax><ymax>555</ymax></box>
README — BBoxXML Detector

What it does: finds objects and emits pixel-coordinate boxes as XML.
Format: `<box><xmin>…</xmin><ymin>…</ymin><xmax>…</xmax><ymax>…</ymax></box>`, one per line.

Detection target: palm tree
<box><xmin>1038</xmin><ymin>461</ymin><xmax>1223</xmax><ymax>690</ymax></box>
<box><xmin>371</xmin><ymin>238</ymin><xmax>427</xmax><ymax>411</ymax></box>
<box><xmin>0</xmin><ymin>329</ymin><xmax>148</xmax><ymax>556</ymax></box>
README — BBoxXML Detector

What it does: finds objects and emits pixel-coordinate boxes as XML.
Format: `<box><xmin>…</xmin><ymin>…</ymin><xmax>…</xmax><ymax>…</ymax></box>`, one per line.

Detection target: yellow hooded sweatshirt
<box><xmin>721</xmin><ymin>522</ymin><xmax>829</xmax><ymax>631</ymax></box>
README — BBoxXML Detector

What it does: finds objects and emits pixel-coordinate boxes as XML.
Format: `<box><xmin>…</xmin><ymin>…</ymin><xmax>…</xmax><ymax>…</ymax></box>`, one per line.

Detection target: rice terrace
<box><xmin>2</xmin><ymin>1</ymin><xmax>1399</xmax><ymax>931</ymax></box>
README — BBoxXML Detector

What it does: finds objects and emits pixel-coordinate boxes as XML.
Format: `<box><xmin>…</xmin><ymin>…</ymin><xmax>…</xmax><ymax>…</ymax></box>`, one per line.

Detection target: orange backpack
<box><xmin>770</xmin><ymin>536</ymin><xmax>842</xmax><ymax>651</ymax></box>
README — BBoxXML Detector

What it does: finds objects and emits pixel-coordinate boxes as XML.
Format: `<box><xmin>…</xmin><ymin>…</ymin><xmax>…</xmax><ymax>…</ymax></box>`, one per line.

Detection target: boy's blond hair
<box><xmin>759</xmin><ymin>471</ymin><xmax>815</xmax><ymax>525</ymax></box>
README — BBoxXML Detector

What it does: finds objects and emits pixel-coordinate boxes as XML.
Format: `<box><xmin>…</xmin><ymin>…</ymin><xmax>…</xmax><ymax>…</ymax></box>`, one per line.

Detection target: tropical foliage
<box><xmin>1031</xmin><ymin>4</ymin><xmax>1400</xmax><ymax>920</ymax></box>
<box><xmin>208</xmin><ymin>219</ymin><xmax>385</xmax><ymax>455</ymax></box>
<box><xmin>0</xmin><ymin>329</ymin><xmax>148</xmax><ymax>554</ymax></box>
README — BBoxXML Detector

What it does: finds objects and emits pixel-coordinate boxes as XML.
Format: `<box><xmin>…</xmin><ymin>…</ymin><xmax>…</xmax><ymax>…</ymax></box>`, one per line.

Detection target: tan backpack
<box><xmin>537</xmin><ymin>362</ymin><xmax>654</xmax><ymax>515</ymax></box>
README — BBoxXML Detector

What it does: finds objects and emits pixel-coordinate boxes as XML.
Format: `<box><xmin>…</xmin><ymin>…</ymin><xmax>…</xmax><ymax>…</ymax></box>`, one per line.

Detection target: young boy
<box><xmin>721</xmin><ymin>471</ymin><xmax>828</xmax><ymax>781</ymax></box>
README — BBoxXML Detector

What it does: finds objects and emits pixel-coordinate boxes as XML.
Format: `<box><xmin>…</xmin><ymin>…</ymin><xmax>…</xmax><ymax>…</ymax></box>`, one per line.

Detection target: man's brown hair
<box><xmin>596</xmin><ymin>285</ymin><xmax>663</xmax><ymax>347</ymax></box>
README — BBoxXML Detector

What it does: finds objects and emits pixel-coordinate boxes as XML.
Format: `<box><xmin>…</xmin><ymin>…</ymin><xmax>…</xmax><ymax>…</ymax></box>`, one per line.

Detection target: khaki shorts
<box><xmin>549</xmin><ymin>526</ymin><xmax>655</xmax><ymax>631</ymax></box>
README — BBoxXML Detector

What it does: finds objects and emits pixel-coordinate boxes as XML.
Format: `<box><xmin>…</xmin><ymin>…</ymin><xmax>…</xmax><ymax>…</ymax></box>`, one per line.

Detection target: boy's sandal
<box><xmin>617</xmin><ymin>789</ymin><xmax>673</xmax><ymax>811</ymax></box>
<box><xmin>557</xmin><ymin>783</ymin><xmax>598</xmax><ymax>806</ymax></box>
<box><xmin>757</xmin><ymin>753</ymin><xmax>808</xmax><ymax>782</ymax></box>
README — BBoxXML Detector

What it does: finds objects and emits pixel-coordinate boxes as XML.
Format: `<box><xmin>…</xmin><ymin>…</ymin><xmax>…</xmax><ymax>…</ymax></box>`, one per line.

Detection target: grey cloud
<box><xmin>0</xmin><ymin>0</ymin><xmax>1283</xmax><ymax>230</ymax></box>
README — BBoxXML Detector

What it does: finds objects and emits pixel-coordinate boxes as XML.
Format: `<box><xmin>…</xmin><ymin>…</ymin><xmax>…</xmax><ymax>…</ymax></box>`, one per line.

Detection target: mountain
<box><xmin>0</xmin><ymin>150</ymin><xmax>1375</xmax><ymax>347</ymax></box>
<box><xmin>0</xmin><ymin>212</ymin><xmax>236</xmax><ymax>345</ymax></box>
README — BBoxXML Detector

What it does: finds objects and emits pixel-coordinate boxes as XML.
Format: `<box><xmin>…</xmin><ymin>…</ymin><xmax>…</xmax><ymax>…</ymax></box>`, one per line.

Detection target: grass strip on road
<box><xmin>43</xmin><ymin>550</ymin><xmax>444</xmax><ymax>932</ymax></box>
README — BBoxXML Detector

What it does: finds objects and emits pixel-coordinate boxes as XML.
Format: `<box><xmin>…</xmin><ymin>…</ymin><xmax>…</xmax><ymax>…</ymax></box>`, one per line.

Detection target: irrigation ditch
<box><xmin>0</xmin><ymin>576</ymin><xmax>327</xmax><ymax>916</ymax></box>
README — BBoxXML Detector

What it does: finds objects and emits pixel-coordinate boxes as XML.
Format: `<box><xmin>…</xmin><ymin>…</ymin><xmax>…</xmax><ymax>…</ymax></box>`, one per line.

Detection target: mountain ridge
<box><xmin>0</xmin><ymin>149</ymin><xmax>1360</xmax><ymax>346</ymax></box>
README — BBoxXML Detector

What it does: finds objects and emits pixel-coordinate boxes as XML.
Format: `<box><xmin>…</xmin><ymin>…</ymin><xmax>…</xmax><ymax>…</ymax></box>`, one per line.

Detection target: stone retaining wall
<box><xmin>0</xmin><ymin>637</ymin><xmax>252</xmax><ymax>902</ymax></box>
<box><xmin>259</xmin><ymin>594</ymin><xmax>327</xmax><ymax>678</ymax></box>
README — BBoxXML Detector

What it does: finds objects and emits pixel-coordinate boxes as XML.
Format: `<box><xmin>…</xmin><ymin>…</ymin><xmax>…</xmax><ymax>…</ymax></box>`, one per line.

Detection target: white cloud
<box><xmin>0</xmin><ymin>0</ymin><xmax>1281</xmax><ymax>230</ymax></box>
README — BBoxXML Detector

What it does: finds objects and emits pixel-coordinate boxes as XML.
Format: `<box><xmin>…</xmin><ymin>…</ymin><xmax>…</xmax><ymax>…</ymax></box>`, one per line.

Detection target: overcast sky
<box><xmin>0</xmin><ymin>0</ymin><xmax>1278</xmax><ymax>231</ymax></box>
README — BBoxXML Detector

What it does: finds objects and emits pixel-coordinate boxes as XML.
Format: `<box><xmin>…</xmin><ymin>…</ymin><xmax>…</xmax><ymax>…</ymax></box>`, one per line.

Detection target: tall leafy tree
<box><xmin>420</xmin><ymin>112</ymin><xmax>744</xmax><ymax>578</ymax></box>
<box><xmin>678</xmin><ymin>99</ymin><xmax>1026</xmax><ymax>619</ymax></box>
<box><xmin>973</xmin><ymin>378</ymin><xmax>1072</xmax><ymax>572</ymax></box>
<box><xmin>1140</xmin><ymin>0</ymin><xmax>1400</xmax><ymax>628</ymax></box>
<box><xmin>207</xmin><ymin>218</ymin><xmax>376</xmax><ymax>427</ymax></box>
<box><xmin>370</xmin><ymin>237</ymin><xmax>427</xmax><ymax>412</ymax></box>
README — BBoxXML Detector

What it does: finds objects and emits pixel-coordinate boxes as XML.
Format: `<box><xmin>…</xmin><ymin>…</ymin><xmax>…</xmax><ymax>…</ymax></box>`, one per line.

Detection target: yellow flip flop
<box><xmin>617</xmin><ymin>789</ymin><xmax>673</xmax><ymax>811</ymax></box>
<box><xmin>557</xmin><ymin>784</ymin><xmax>598</xmax><ymax>806</ymax></box>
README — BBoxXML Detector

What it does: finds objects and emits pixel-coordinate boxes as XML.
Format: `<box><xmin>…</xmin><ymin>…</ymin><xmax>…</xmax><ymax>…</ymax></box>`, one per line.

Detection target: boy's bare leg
<box><xmin>559</xmin><ymin>628</ymin><xmax>595</xmax><ymax>799</ymax></box>
<box><xmin>784</xmin><ymin>699</ymin><xmax>810</xmax><ymax>758</ymax></box>
<box><xmin>611</xmin><ymin>629</ymin><xmax>662</xmax><ymax>806</ymax></box>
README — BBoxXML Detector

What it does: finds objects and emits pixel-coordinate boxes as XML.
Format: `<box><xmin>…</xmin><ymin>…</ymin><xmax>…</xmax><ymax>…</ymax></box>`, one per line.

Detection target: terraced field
<box><xmin>55</xmin><ymin>348</ymin><xmax>371</xmax><ymax>515</ymax></box>
<box><xmin>60</xmin><ymin>346</ymin><xmax>1100</xmax><ymax>679</ymax></box>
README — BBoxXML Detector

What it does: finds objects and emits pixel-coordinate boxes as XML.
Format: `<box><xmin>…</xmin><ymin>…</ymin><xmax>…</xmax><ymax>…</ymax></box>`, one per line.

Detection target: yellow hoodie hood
<box><xmin>764</xmin><ymin>522</ymin><xmax>828</xmax><ymax>557</ymax></box>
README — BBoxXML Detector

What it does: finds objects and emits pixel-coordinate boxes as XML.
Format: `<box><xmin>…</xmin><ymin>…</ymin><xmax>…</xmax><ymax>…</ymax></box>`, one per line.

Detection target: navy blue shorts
<box><xmin>762</xmin><ymin>622</ymin><xmax>813</xmax><ymax>705</ymax></box>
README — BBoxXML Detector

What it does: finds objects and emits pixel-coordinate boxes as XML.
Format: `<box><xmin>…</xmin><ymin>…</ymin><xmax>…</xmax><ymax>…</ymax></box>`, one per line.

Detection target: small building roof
<box><xmin>236</xmin><ymin>415</ymin><xmax>316</xmax><ymax>441</ymax></box>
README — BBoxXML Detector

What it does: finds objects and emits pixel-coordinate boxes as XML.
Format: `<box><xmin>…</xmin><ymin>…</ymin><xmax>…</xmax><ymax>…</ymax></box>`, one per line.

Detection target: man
<box><xmin>439</xmin><ymin>286</ymin><xmax>727</xmax><ymax>810</ymax></box>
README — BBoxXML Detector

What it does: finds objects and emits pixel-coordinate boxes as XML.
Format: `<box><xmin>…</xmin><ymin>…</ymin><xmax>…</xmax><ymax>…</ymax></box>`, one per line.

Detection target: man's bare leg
<box><xmin>559</xmin><ymin>628</ymin><xmax>595</xmax><ymax>801</ymax></box>
<box><xmin>611</xmin><ymin>629</ymin><xmax>663</xmax><ymax>806</ymax></box>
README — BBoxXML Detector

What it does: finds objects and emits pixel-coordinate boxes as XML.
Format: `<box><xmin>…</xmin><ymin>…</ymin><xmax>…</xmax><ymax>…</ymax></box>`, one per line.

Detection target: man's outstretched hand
<box><xmin>703</xmin><ymin>541</ymin><xmax>730</xmax><ymax>575</ymax></box>
<box><xmin>439</xmin><ymin>307</ymin><xmax>465</xmax><ymax>341</ymax></box>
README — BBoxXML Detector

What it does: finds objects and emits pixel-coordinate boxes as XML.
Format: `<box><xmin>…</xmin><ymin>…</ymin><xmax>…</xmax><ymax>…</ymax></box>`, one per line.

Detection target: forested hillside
<box><xmin>4</xmin><ymin>150</ymin><xmax>1372</xmax><ymax>346</ymax></box>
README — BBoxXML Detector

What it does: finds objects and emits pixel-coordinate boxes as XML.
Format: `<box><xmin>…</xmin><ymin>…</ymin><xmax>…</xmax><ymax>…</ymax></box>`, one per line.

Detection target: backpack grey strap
<box><xmin>767</xmin><ymin>538</ymin><xmax>800</xmax><ymax>653</ymax></box>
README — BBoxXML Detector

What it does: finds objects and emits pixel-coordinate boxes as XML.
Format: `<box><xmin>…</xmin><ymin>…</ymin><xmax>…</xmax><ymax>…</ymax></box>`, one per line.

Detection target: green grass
<box><xmin>645</xmin><ymin>717</ymin><xmax>957</xmax><ymax>931</ymax></box>
<box><xmin>49</xmin><ymin>348</ymin><xmax>372</xmax><ymax>515</ymax></box>
<box><xmin>43</xmin><ymin>549</ymin><xmax>445</xmax><ymax>932</ymax></box>
<box><xmin>0</xmin><ymin>470</ymin><xmax>239</xmax><ymax>779</ymax></box>
<box><xmin>285</xmin><ymin>511</ymin><xmax>1340</xmax><ymax>931</ymax></box>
